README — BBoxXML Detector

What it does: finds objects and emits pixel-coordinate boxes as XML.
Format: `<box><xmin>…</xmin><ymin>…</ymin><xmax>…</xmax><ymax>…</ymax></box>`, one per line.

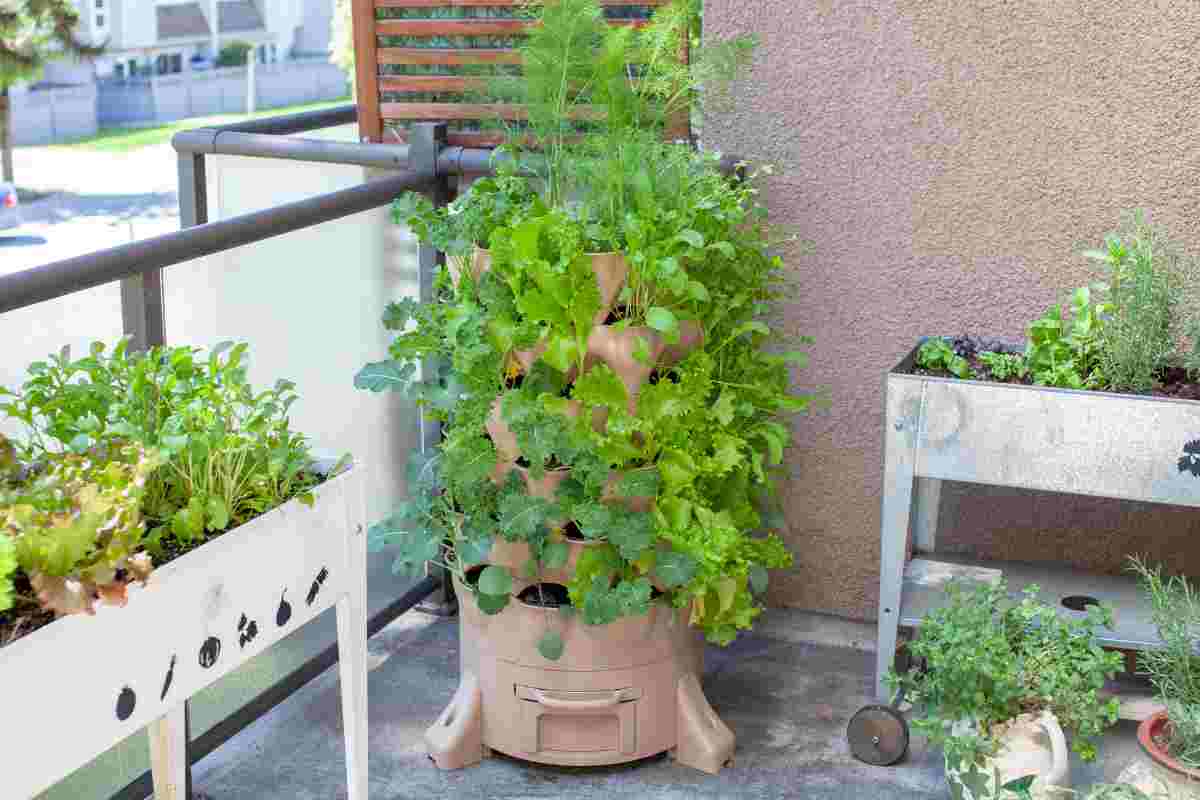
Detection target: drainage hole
<box><xmin>1061</xmin><ymin>595</ymin><xmax>1099</xmax><ymax>612</ymax></box>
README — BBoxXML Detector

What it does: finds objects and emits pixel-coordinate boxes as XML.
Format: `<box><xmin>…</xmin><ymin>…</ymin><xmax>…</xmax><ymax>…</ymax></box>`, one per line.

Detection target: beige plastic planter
<box><xmin>425</xmin><ymin>534</ymin><xmax>733</xmax><ymax>774</ymax></box>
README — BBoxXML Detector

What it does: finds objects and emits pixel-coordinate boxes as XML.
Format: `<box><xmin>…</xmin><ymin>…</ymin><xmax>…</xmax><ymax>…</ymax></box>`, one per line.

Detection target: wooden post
<box><xmin>0</xmin><ymin>90</ymin><xmax>13</xmax><ymax>184</ymax></box>
<box><xmin>350</xmin><ymin>0</ymin><xmax>382</xmax><ymax>142</ymax></box>
<box><xmin>148</xmin><ymin>703</ymin><xmax>191</xmax><ymax>800</ymax></box>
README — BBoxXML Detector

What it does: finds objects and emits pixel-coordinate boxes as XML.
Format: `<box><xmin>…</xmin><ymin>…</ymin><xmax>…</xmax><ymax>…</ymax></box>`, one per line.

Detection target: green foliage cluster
<box><xmin>1024</xmin><ymin>285</ymin><xmax>1109</xmax><ymax>389</ymax></box>
<box><xmin>0</xmin><ymin>443</ymin><xmax>159</xmax><ymax>616</ymax></box>
<box><xmin>359</xmin><ymin>0</ymin><xmax>812</xmax><ymax>659</ymax></box>
<box><xmin>1128</xmin><ymin>557</ymin><xmax>1200</xmax><ymax>770</ymax></box>
<box><xmin>887</xmin><ymin>580</ymin><xmax>1123</xmax><ymax>769</ymax></box>
<box><xmin>917</xmin><ymin>212</ymin><xmax>1200</xmax><ymax>395</ymax></box>
<box><xmin>1084</xmin><ymin>213</ymin><xmax>1186</xmax><ymax>393</ymax></box>
<box><xmin>916</xmin><ymin>338</ymin><xmax>969</xmax><ymax>379</ymax></box>
<box><xmin>0</xmin><ymin>340</ymin><xmax>336</xmax><ymax>621</ymax></box>
<box><xmin>217</xmin><ymin>41</ymin><xmax>255</xmax><ymax>68</ymax></box>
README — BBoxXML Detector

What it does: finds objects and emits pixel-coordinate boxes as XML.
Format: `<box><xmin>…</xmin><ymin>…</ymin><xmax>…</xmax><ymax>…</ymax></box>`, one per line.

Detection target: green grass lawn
<box><xmin>51</xmin><ymin>97</ymin><xmax>353</xmax><ymax>153</ymax></box>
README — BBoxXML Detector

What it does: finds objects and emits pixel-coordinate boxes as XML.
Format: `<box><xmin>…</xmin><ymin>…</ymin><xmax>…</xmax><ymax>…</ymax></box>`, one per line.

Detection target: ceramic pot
<box><xmin>1115</xmin><ymin>712</ymin><xmax>1200</xmax><ymax>799</ymax></box>
<box><xmin>485</xmin><ymin>396</ymin><xmax>520</xmax><ymax>463</ymax></box>
<box><xmin>944</xmin><ymin>711</ymin><xmax>1070</xmax><ymax>800</ymax></box>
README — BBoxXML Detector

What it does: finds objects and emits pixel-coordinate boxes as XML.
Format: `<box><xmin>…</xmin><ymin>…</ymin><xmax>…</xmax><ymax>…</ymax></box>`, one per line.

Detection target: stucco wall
<box><xmin>703</xmin><ymin>1</ymin><xmax>1200</xmax><ymax>619</ymax></box>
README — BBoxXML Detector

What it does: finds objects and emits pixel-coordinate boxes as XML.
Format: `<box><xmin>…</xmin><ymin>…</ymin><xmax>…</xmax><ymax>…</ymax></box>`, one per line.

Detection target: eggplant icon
<box><xmin>306</xmin><ymin>567</ymin><xmax>329</xmax><ymax>606</ymax></box>
<box><xmin>116</xmin><ymin>686</ymin><xmax>137</xmax><ymax>721</ymax></box>
<box><xmin>160</xmin><ymin>655</ymin><xmax>177</xmax><ymax>701</ymax></box>
<box><xmin>276</xmin><ymin>590</ymin><xmax>292</xmax><ymax>627</ymax></box>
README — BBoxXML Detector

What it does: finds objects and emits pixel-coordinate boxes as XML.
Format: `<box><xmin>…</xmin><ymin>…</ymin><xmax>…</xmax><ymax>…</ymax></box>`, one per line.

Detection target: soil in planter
<box><xmin>0</xmin><ymin>468</ymin><xmax>328</xmax><ymax>649</ymax></box>
<box><xmin>0</xmin><ymin>573</ymin><xmax>56</xmax><ymax>647</ymax></box>
<box><xmin>911</xmin><ymin>335</ymin><xmax>1200</xmax><ymax>398</ymax></box>
<box><xmin>517</xmin><ymin>582</ymin><xmax>571</xmax><ymax>608</ymax></box>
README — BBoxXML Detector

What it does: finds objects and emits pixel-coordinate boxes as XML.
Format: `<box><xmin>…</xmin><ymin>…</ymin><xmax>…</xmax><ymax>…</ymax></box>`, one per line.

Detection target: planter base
<box><xmin>424</xmin><ymin>583</ymin><xmax>734</xmax><ymax>775</ymax></box>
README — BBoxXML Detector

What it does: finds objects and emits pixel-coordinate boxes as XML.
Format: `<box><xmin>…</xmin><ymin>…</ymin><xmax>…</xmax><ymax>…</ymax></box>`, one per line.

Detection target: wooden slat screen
<box><xmin>350</xmin><ymin>0</ymin><xmax>684</xmax><ymax>148</ymax></box>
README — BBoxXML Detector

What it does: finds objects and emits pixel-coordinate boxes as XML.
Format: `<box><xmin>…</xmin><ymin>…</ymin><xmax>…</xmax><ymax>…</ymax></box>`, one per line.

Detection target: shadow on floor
<box><xmin>189</xmin><ymin>608</ymin><xmax>1144</xmax><ymax>800</ymax></box>
<box><xmin>0</xmin><ymin>235</ymin><xmax>49</xmax><ymax>247</ymax></box>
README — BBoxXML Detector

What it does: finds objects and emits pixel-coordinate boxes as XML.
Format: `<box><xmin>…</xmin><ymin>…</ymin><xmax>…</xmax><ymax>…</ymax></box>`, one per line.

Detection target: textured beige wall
<box><xmin>703</xmin><ymin>1</ymin><xmax>1200</xmax><ymax>620</ymax></box>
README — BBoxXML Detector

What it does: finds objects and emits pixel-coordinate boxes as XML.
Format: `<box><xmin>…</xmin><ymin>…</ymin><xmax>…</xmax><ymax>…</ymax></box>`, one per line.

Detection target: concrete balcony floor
<box><xmin>190</xmin><ymin>606</ymin><xmax>1143</xmax><ymax>800</ymax></box>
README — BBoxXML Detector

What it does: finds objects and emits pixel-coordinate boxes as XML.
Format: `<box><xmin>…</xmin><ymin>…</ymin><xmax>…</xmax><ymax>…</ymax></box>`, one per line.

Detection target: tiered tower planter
<box><xmin>423</xmin><ymin>247</ymin><xmax>735</xmax><ymax>775</ymax></box>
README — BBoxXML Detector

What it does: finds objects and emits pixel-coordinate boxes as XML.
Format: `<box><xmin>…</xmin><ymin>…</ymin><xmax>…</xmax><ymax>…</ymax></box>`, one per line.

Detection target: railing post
<box><xmin>118</xmin><ymin>153</ymin><xmax>200</xmax><ymax>353</ymax></box>
<box><xmin>409</xmin><ymin>122</ymin><xmax>458</xmax><ymax>616</ymax></box>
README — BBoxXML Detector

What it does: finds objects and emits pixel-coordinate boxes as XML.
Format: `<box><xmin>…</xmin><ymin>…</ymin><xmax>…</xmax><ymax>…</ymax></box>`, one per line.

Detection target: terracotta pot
<box><xmin>1115</xmin><ymin>712</ymin><xmax>1200</xmax><ymax>799</ymax></box>
<box><xmin>586</xmin><ymin>323</ymin><xmax>705</xmax><ymax>414</ymax></box>
<box><xmin>944</xmin><ymin>711</ymin><xmax>1070</xmax><ymax>800</ymax></box>
<box><xmin>485</xmin><ymin>396</ymin><xmax>520</xmax><ymax>462</ymax></box>
<box><xmin>602</xmin><ymin>469</ymin><xmax>656</xmax><ymax>514</ymax></box>
<box><xmin>448</xmin><ymin>246</ymin><xmax>492</xmax><ymax>289</ymax></box>
<box><xmin>586</xmin><ymin>252</ymin><xmax>629</xmax><ymax>325</ymax></box>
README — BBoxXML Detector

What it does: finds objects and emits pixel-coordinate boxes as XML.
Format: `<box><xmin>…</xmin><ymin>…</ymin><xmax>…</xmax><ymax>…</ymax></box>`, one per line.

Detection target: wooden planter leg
<box><xmin>336</xmin><ymin>506</ymin><xmax>370</xmax><ymax>800</ymax></box>
<box><xmin>148</xmin><ymin>702</ymin><xmax>191</xmax><ymax>800</ymax></box>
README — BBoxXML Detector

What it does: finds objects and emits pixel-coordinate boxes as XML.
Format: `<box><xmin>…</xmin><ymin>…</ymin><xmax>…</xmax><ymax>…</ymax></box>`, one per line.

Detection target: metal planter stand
<box><xmin>874</xmin><ymin>343</ymin><xmax>1200</xmax><ymax>703</ymax></box>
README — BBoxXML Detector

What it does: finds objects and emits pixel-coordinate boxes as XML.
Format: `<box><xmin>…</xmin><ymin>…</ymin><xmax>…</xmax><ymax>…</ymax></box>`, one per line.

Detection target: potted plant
<box><xmin>0</xmin><ymin>340</ymin><xmax>364</xmax><ymax>800</ymax></box>
<box><xmin>875</xmin><ymin>211</ymin><xmax>1200</xmax><ymax>702</ymax></box>
<box><xmin>888</xmin><ymin>579</ymin><xmax>1123</xmax><ymax>800</ymax></box>
<box><xmin>1115</xmin><ymin>558</ymin><xmax>1200</xmax><ymax>799</ymax></box>
<box><xmin>356</xmin><ymin>0</ymin><xmax>816</xmax><ymax>774</ymax></box>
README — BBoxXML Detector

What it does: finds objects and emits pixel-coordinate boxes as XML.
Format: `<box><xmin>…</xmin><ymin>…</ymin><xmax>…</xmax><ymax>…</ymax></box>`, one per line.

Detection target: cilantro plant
<box><xmin>887</xmin><ymin>580</ymin><xmax>1122</xmax><ymax>770</ymax></box>
<box><xmin>977</xmin><ymin>351</ymin><xmax>1027</xmax><ymax>382</ymax></box>
<box><xmin>1025</xmin><ymin>285</ymin><xmax>1109</xmax><ymax>389</ymax></box>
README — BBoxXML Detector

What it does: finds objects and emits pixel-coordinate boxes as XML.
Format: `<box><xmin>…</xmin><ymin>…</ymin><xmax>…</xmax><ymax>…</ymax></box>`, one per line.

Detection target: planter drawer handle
<box><xmin>516</xmin><ymin>686</ymin><xmax>640</xmax><ymax>711</ymax></box>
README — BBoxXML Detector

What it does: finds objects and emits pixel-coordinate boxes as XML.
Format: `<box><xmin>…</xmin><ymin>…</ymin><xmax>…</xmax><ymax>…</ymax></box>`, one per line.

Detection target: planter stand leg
<box><xmin>876</xmin><ymin>383</ymin><xmax>924</xmax><ymax>701</ymax></box>
<box><xmin>673</xmin><ymin>672</ymin><xmax>735</xmax><ymax>775</ymax></box>
<box><xmin>336</xmin><ymin>512</ymin><xmax>370</xmax><ymax>800</ymax></box>
<box><xmin>424</xmin><ymin>671</ymin><xmax>483</xmax><ymax>769</ymax></box>
<box><xmin>148</xmin><ymin>702</ymin><xmax>191</xmax><ymax>800</ymax></box>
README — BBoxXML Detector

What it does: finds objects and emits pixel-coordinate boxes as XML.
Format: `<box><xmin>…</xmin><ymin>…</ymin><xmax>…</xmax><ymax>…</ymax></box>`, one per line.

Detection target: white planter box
<box><xmin>2</xmin><ymin>463</ymin><xmax>369</xmax><ymax>800</ymax></box>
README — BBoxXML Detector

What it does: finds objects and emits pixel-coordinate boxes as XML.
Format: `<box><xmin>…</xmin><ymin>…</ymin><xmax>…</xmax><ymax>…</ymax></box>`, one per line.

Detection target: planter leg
<box><xmin>673</xmin><ymin>673</ymin><xmax>735</xmax><ymax>775</ymax></box>
<box><xmin>876</xmin><ymin>383</ymin><xmax>924</xmax><ymax>700</ymax></box>
<box><xmin>148</xmin><ymin>702</ymin><xmax>191</xmax><ymax>800</ymax></box>
<box><xmin>425</xmin><ymin>671</ymin><xmax>484</xmax><ymax>769</ymax></box>
<box><xmin>336</xmin><ymin>500</ymin><xmax>370</xmax><ymax>800</ymax></box>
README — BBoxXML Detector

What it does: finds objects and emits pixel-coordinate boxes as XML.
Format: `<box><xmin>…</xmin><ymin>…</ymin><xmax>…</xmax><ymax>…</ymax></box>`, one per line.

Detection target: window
<box><xmin>95</xmin><ymin>14</ymin><xmax>105</xmax><ymax>27</ymax></box>
<box><xmin>94</xmin><ymin>0</ymin><xmax>103</xmax><ymax>8</ymax></box>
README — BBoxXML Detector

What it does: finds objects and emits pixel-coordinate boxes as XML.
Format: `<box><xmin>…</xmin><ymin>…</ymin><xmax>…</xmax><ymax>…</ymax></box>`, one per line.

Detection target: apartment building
<box><xmin>64</xmin><ymin>0</ymin><xmax>330</xmax><ymax>79</ymax></box>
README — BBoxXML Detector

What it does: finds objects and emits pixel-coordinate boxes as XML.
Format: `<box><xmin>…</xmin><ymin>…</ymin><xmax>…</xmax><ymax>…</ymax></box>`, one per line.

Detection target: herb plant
<box><xmin>1085</xmin><ymin>213</ymin><xmax>1182</xmax><ymax>393</ymax></box>
<box><xmin>1128</xmin><ymin>556</ymin><xmax>1200</xmax><ymax>770</ymax></box>
<box><xmin>888</xmin><ymin>580</ymin><xmax>1122</xmax><ymax>769</ymax></box>
<box><xmin>977</xmin><ymin>351</ymin><xmax>1028</xmax><ymax>382</ymax></box>
<box><xmin>1024</xmin><ymin>285</ymin><xmax>1109</xmax><ymax>389</ymax></box>
<box><xmin>917</xmin><ymin>337</ymin><xmax>970</xmax><ymax>379</ymax></box>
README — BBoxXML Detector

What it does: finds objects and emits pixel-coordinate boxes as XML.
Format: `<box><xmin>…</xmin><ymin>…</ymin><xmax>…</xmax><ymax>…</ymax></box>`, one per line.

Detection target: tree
<box><xmin>329</xmin><ymin>0</ymin><xmax>354</xmax><ymax>98</ymax></box>
<box><xmin>0</xmin><ymin>0</ymin><xmax>103</xmax><ymax>183</ymax></box>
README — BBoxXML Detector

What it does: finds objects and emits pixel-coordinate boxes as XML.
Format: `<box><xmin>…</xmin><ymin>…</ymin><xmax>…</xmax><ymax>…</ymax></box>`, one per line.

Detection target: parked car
<box><xmin>189</xmin><ymin>54</ymin><xmax>214</xmax><ymax>72</ymax></box>
<box><xmin>0</xmin><ymin>183</ymin><xmax>20</xmax><ymax>231</ymax></box>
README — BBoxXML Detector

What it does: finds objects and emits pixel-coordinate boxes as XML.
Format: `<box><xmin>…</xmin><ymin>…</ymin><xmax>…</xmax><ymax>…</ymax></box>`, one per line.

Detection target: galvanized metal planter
<box><xmin>876</xmin><ymin>343</ymin><xmax>1200</xmax><ymax>700</ymax></box>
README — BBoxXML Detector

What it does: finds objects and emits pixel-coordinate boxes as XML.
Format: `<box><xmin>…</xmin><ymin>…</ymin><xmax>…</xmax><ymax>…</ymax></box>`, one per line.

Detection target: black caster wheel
<box><xmin>846</xmin><ymin>701</ymin><xmax>910</xmax><ymax>766</ymax></box>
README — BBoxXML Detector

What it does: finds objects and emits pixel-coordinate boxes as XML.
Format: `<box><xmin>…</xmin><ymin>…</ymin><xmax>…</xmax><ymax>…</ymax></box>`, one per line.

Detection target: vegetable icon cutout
<box><xmin>160</xmin><ymin>655</ymin><xmax>177</xmax><ymax>701</ymax></box>
<box><xmin>276</xmin><ymin>589</ymin><xmax>292</xmax><ymax>627</ymax></box>
<box><xmin>198</xmin><ymin>636</ymin><xmax>221</xmax><ymax>668</ymax></box>
<box><xmin>116</xmin><ymin>686</ymin><xmax>137</xmax><ymax>721</ymax></box>
<box><xmin>306</xmin><ymin>567</ymin><xmax>329</xmax><ymax>606</ymax></box>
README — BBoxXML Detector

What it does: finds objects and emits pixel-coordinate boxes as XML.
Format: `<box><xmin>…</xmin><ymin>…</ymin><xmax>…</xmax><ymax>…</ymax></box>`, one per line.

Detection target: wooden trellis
<box><xmin>350</xmin><ymin>0</ymin><xmax>684</xmax><ymax>147</ymax></box>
